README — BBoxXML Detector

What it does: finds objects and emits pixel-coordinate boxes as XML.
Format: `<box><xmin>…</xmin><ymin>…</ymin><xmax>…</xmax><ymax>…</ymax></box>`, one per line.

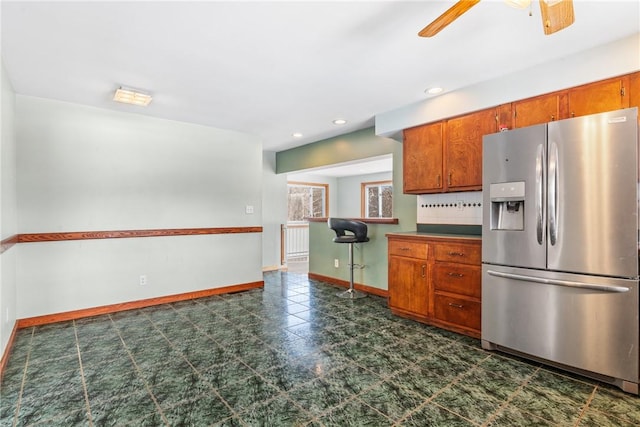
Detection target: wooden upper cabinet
<box><xmin>514</xmin><ymin>92</ymin><xmax>564</xmax><ymax>128</ymax></box>
<box><xmin>401</xmin><ymin>73</ymin><xmax>636</xmax><ymax>195</ymax></box>
<box><xmin>445</xmin><ymin>108</ymin><xmax>496</xmax><ymax>191</ymax></box>
<box><xmin>403</xmin><ymin>122</ymin><xmax>443</xmax><ymax>194</ymax></box>
<box><xmin>629</xmin><ymin>71</ymin><xmax>640</xmax><ymax>111</ymax></box>
<box><xmin>496</xmin><ymin>103</ymin><xmax>513</xmax><ymax>131</ymax></box>
<box><xmin>568</xmin><ymin>76</ymin><xmax>629</xmax><ymax>118</ymax></box>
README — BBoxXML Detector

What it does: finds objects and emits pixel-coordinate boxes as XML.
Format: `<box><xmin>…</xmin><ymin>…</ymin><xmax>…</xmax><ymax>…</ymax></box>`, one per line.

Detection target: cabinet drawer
<box><xmin>433</xmin><ymin>295</ymin><xmax>480</xmax><ymax>331</ymax></box>
<box><xmin>433</xmin><ymin>264</ymin><xmax>480</xmax><ymax>298</ymax></box>
<box><xmin>434</xmin><ymin>242</ymin><xmax>480</xmax><ymax>265</ymax></box>
<box><xmin>389</xmin><ymin>240</ymin><xmax>428</xmax><ymax>259</ymax></box>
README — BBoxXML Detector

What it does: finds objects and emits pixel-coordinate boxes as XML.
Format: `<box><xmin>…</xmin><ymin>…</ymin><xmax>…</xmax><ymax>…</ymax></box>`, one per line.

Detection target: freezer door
<box><xmin>482</xmin><ymin>264</ymin><xmax>639</xmax><ymax>383</ymax></box>
<box><xmin>482</xmin><ymin>124</ymin><xmax>547</xmax><ymax>269</ymax></box>
<box><xmin>547</xmin><ymin>108</ymin><xmax>638</xmax><ymax>278</ymax></box>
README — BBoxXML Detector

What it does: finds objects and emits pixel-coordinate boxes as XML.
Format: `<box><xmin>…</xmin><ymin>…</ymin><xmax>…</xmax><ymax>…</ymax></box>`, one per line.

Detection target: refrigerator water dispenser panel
<box><xmin>490</xmin><ymin>181</ymin><xmax>525</xmax><ymax>231</ymax></box>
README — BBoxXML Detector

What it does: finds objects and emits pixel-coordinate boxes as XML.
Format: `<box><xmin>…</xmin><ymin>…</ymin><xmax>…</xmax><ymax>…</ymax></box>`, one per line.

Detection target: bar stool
<box><xmin>328</xmin><ymin>218</ymin><xmax>369</xmax><ymax>299</ymax></box>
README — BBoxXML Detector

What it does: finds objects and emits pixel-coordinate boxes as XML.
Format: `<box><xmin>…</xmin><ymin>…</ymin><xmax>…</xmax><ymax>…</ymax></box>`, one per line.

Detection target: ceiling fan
<box><xmin>418</xmin><ymin>0</ymin><xmax>575</xmax><ymax>38</ymax></box>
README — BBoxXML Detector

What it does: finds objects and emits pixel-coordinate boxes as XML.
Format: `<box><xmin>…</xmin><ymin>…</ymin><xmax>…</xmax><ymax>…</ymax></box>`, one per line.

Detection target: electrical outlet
<box><xmin>456</xmin><ymin>201</ymin><xmax>464</xmax><ymax>210</ymax></box>
<box><xmin>139</xmin><ymin>275</ymin><xmax>147</xmax><ymax>286</ymax></box>
<box><xmin>334</xmin><ymin>259</ymin><xmax>339</xmax><ymax>268</ymax></box>
<box><xmin>245</xmin><ymin>205</ymin><xmax>254</xmax><ymax>214</ymax></box>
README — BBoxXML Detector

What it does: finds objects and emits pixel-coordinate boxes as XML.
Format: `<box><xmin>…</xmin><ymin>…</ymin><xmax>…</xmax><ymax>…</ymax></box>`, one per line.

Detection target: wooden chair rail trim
<box><xmin>0</xmin><ymin>234</ymin><xmax>19</xmax><ymax>254</ymax></box>
<box><xmin>17</xmin><ymin>226</ymin><xmax>263</xmax><ymax>243</ymax></box>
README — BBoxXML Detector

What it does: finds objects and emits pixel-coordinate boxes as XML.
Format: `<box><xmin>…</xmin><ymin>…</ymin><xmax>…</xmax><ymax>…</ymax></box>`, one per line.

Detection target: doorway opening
<box><xmin>285</xmin><ymin>181</ymin><xmax>328</xmax><ymax>273</ymax></box>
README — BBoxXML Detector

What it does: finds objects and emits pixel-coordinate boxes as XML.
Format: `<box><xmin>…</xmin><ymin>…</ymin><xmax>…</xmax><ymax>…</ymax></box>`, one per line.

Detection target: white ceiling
<box><xmin>2</xmin><ymin>1</ymin><xmax>639</xmax><ymax>153</ymax></box>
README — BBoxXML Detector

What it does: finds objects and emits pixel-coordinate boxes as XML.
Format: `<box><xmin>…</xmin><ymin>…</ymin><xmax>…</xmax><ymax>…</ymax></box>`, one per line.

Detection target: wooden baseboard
<box><xmin>16</xmin><ymin>281</ymin><xmax>264</xmax><ymax>329</ymax></box>
<box><xmin>307</xmin><ymin>273</ymin><xmax>388</xmax><ymax>298</ymax></box>
<box><xmin>0</xmin><ymin>322</ymin><xmax>19</xmax><ymax>381</ymax></box>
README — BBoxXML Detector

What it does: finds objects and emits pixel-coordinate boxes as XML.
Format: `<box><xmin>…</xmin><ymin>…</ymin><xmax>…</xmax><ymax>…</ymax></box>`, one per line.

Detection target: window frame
<box><xmin>287</xmin><ymin>181</ymin><xmax>329</xmax><ymax>223</ymax></box>
<box><xmin>361</xmin><ymin>180</ymin><xmax>393</xmax><ymax>218</ymax></box>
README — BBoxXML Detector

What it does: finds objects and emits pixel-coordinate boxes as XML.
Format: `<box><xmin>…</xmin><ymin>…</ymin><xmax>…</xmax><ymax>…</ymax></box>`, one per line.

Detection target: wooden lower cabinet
<box><xmin>387</xmin><ymin>234</ymin><xmax>481</xmax><ymax>338</ymax></box>
<box><xmin>388</xmin><ymin>256</ymin><xmax>429</xmax><ymax>316</ymax></box>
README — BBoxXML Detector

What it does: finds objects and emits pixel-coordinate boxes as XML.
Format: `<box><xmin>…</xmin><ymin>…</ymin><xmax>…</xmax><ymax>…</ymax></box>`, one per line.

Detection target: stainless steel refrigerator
<box><xmin>481</xmin><ymin>107</ymin><xmax>639</xmax><ymax>394</ymax></box>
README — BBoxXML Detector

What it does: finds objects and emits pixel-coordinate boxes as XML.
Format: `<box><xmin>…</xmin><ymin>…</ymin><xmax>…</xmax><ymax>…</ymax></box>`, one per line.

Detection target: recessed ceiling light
<box><xmin>113</xmin><ymin>87</ymin><xmax>152</xmax><ymax>106</ymax></box>
<box><xmin>425</xmin><ymin>87</ymin><xmax>444</xmax><ymax>95</ymax></box>
<box><xmin>504</xmin><ymin>0</ymin><xmax>531</xmax><ymax>9</ymax></box>
<box><xmin>332</xmin><ymin>119</ymin><xmax>347</xmax><ymax>125</ymax></box>
<box><xmin>292</xmin><ymin>132</ymin><xmax>303</xmax><ymax>138</ymax></box>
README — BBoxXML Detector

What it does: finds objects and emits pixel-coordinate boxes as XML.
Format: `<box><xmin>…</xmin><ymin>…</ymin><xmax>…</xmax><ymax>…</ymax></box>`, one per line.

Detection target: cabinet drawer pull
<box><xmin>448</xmin><ymin>302</ymin><xmax>464</xmax><ymax>309</ymax></box>
<box><xmin>447</xmin><ymin>272</ymin><xmax>464</xmax><ymax>277</ymax></box>
<box><xmin>448</xmin><ymin>172</ymin><xmax>452</xmax><ymax>186</ymax></box>
<box><xmin>448</xmin><ymin>251</ymin><xmax>465</xmax><ymax>257</ymax></box>
<box><xmin>399</xmin><ymin>247</ymin><xmax>410</xmax><ymax>251</ymax></box>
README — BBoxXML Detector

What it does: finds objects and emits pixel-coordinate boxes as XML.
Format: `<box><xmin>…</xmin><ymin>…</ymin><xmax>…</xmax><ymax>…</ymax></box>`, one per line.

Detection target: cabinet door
<box><xmin>629</xmin><ymin>71</ymin><xmax>640</xmax><ymax>111</ymax></box>
<box><xmin>445</xmin><ymin>109</ymin><xmax>495</xmax><ymax>190</ymax></box>
<box><xmin>514</xmin><ymin>93</ymin><xmax>562</xmax><ymax>128</ymax></box>
<box><xmin>403</xmin><ymin>122</ymin><xmax>443</xmax><ymax>194</ymax></box>
<box><xmin>388</xmin><ymin>256</ymin><xmax>429</xmax><ymax>316</ymax></box>
<box><xmin>568</xmin><ymin>76</ymin><xmax>629</xmax><ymax>118</ymax></box>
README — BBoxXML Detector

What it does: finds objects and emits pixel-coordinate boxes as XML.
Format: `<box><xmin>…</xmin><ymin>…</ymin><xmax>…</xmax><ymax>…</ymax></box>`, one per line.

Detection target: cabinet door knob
<box><xmin>421</xmin><ymin>264</ymin><xmax>426</xmax><ymax>278</ymax></box>
<box><xmin>448</xmin><ymin>302</ymin><xmax>464</xmax><ymax>309</ymax></box>
<box><xmin>447</xmin><ymin>272</ymin><xmax>464</xmax><ymax>277</ymax></box>
<box><xmin>448</xmin><ymin>172</ymin><xmax>452</xmax><ymax>186</ymax></box>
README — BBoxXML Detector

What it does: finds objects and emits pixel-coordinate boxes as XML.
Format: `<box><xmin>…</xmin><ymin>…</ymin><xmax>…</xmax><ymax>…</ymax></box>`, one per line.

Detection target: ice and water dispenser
<box><xmin>489</xmin><ymin>181</ymin><xmax>525</xmax><ymax>230</ymax></box>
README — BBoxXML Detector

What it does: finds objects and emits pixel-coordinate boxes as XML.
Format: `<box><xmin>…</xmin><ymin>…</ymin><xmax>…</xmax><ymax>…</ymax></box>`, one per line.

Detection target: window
<box><xmin>287</xmin><ymin>182</ymin><xmax>328</xmax><ymax>222</ymax></box>
<box><xmin>361</xmin><ymin>180</ymin><xmax>393</xmax><ymax>218</ymax></box>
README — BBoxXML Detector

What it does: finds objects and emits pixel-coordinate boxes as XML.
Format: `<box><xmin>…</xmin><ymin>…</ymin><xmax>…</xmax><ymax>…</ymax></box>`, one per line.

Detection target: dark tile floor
<box><xmin>1</xmin><ymin>271</ymin><xmax>639</xmax><ymax>426</ymax></box>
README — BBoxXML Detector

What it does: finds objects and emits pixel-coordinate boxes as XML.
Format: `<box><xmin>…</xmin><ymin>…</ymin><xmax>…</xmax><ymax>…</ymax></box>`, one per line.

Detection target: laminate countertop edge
<box><xmin>385</xmin><ymin>232</ymin><xmax>482</xmax><ymax>241</ymax></box>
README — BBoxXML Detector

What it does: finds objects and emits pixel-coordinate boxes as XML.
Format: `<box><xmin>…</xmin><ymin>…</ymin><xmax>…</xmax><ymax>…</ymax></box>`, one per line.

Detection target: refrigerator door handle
<box><xmin>487</xmin><ymin>270</ymin><xmax>630</xmax><ymax>293</ymax></box>
<box><xmin>535</xmin><ymin>144</ymin><xmax>545</xmax><ymax>245</ymax></box>
<box><xmin>548</xmin><ymin>142</ymin><xmax>559</xmax><ymax>246</ymax></box>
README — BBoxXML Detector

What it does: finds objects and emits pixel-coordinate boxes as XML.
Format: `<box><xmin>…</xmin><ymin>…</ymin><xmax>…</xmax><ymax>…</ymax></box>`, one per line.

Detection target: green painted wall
<box><xmin>278</xmin><ymin>127</ymin><xmax>416</xmax><ymax>291</ymax></box>
<box><xmin>276</xmin><ymin>127</ymin><xmax>397</xmax><ymax>174</ymax></box>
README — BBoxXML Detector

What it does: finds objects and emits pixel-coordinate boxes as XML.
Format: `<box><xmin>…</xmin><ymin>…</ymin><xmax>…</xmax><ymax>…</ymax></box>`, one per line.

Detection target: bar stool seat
<box><xmin>328</xmin><ymin>218</ymin><xmax>369</xmax><ymax>299</ymax></box>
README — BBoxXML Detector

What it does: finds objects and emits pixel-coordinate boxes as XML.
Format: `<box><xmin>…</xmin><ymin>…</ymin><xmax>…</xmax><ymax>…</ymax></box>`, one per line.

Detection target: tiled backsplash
<box><xmin>417</xmin><ymin>191</ymin><xmax>482</xmax><ymax>225</ymax></box>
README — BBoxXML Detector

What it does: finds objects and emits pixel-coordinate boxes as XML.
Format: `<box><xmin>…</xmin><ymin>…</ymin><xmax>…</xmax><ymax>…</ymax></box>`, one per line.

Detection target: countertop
<box><xmin>386</xmin><ymin>231</ymin><xmax>481</xmax><ymax>241</ymax></box>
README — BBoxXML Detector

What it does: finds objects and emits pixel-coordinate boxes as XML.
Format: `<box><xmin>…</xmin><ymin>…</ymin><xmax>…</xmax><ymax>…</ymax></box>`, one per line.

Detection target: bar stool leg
<box><xmin>336</xmin><ymin>242</ymin><xmax>367</xmax><ymax>299</ymax></box>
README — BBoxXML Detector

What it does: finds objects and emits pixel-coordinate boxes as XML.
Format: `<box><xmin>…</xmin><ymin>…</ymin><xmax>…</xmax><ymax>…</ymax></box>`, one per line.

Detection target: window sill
<box><xmin>306</xmin><ymin>217</ymin><xmax>399</xmax><ymax>225</ymax></box>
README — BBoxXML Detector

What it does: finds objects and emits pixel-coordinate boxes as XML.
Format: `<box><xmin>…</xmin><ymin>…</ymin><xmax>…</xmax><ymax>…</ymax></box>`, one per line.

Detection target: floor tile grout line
<box><xmin>394</xmin><ymin>352</ymin><xmax>493</xmax><ymax>426</ymax></box>
<box><xmin>142</xmin><ymin>306</ymin><xmax>247</xmax><ymax>422</ymax></box>
<box><xmin>10</xmin><ymin>327</ymin><xmax>34</xmax><ymax>427</ymax></box>
<box><xmin>479</xmin><ymin>365</ymin><xmax>543</xmax><ymax>427</ymax></box>
<box><xmin>107</xmin><ymin>313</ymin><xmax>172</xmax><ymax>427</ymax></box>
<box><xmin>571</xmin><ymin>383</ymin><xmax>634</xmax><ymax>427</ymax></box>
<box><xmin>72</xmin><ymin>319</ymin><xmax>94</xmax><ymax>427</ymax></box>
<box><xmin>573</xmin><ymin>384</ymin><xmax>599</xmax><ymax>427</ymax></box>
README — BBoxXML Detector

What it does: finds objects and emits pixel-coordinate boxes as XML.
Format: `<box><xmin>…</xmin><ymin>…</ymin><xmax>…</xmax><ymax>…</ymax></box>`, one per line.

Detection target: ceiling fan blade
<box><xmin>418</xmin><ymin>0</ymin><xmax>481</xmax><ymax>38</ymax></box>
<box><xmin>539</xmin><ymin>0</ymin><xmax>575</xmax><ymax>35</ymax></box>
